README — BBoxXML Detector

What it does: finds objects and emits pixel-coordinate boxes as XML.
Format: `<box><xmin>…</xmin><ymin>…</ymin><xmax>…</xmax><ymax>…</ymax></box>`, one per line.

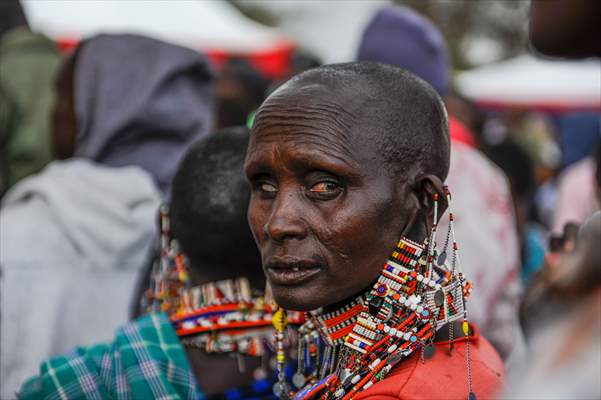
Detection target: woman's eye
<box><xmin>308</xmin><ymin>181</ymin><xmax>342</xmax><ymax>198</ymax></box>
<box><xmin>259</xmin><ymin>182</ymin><xmax>278</xmax><ymax>193</ymax></box>
<box><xmin>310</xmin><ymin>182</ymin><xmax>338</xmax><ymax>193</ymax></box>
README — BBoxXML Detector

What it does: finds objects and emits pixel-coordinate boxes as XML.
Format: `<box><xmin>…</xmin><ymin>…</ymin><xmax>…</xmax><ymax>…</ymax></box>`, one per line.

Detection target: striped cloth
<box><xmin>18</xmin><ymin>312</ymin><xmax>202</xmax><ymax>400</ymax></box>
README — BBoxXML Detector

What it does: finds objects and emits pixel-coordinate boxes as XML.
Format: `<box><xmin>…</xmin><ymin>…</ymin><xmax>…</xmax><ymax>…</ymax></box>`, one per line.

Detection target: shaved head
<box><xmin>253</xmin><ymin>62</ymin><xmax>450</xmax><ymax>182</ymax></box>
<box><xmin>170</xmin><ymin>126</ymin><xmax>263</xmax><ymax>288</ymax></box>
<box><xmin>246</xmin><ymin>62</ymin><xmax>450</xmax><ymax>310</ymax></box>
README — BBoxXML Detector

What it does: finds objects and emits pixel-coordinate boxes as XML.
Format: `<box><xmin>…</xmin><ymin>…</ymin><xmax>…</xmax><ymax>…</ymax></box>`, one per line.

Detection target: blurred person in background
<box><xmin>18</xmin><ymin>128</ymin><xmax>280</xmax><ymax>400</ymax></box>
<box><xmin>509</xmin><ymin>211</ymin><xmax>601</xmax><ymax>399</ymax></box>
<box><xmin>504</xmin><ymin>112</ymin><xmax>561</xmax><ymax>231</ymax></box>
<box><xmin>500</xmin><ymin>2</ymin><xmax>601</xmax><ymax>398</ymax></box>
<box><xmin>215</xmin><ymin>58</ymin><xmax>269</xmax><ymax>130</ymax></box>
<box><xmin>0</xmin><ymin>0</ymin><xmax>60</xmax><ymax>197</ymax></box>
<box><xmin>155</xmin><ymin>127</ymin><xmax>270</xmax><ymax>397</ymax></box>
<box><xmin>529</xmin><ymin>0</ymin><xmax>601</xmax><ymax>252</ymax></box>
<box><xmin>553</xmin><ymin>113</ymin><xmax>600</xmax><ymax>233</ymax></box>
<box><xmin>146</xmin><ymin>127</ymin><xmax>283</xmax><ymax>398</ymax></box>
<box><xmin>357</xmin><ymin>5</ymin><xmax>523</xmax><ymax>362</ymax></box>
<box><xmin>483</xmin><ymin>136</ymin><xmax>545</xmax><ymax>284</ymax></box>
<box><xmin>0</xmin><ymin>33</ymin><xmax>213</xmax><ymax>398</ymax></box>
<box><xmin>553</xmin><ymin>140</ymin><xmax>600</xmax><ymax>235</ymax></box>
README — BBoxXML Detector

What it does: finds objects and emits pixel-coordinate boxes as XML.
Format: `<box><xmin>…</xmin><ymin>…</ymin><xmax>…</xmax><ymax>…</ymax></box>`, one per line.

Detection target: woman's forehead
<box><xmin>244</xmin><ymin>137</ymin><xmax>362</xmax><ymax>180</ymax></box>
<box><xmin>247</xmin><ymin>129</ymin><xmax>357</xmax><ymax>165</ymax></box>
<box><xmin>251</xmin><ymin>84</ymin><xmax>362</xmax><ymax>145</ymax></box>
<box><xmin>246</xmin><ymin>81</ymin><xmax>388</xmax><ymax>172</ymax></box>
<box><xmin>249</xmin><ymin>101</ymin><xmax>363</xmax><ymax>163</ymax></box>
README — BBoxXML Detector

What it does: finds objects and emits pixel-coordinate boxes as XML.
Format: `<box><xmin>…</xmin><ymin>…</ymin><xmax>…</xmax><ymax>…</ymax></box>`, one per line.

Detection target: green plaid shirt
<box><xmin>18</xmin><ymin>313</ymin><xmax>203</xmax><ymax>400</ymax></box>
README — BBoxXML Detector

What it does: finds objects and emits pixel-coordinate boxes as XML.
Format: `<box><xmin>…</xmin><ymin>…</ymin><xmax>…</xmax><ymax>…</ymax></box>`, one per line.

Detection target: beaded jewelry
<box><xmin>142</xmin><ymin>204</ymin><xmax>190</xmax><ymax>315</ymax></box>
<box><xmin>274</xmin><ymin>187</ymin><xmax>476</xmax><ymax>400</ymax></box>
<box><xmin>145</xmin><ymin>205</ymin><xmax>304</xmax><ymax>359</ymax></box>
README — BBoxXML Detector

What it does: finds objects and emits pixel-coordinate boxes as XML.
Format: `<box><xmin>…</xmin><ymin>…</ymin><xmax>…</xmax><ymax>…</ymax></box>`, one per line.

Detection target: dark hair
<box><xmin>169</xmin><ymin>126</ymin><xmax>263</xmax><ymax>287</ymax></box>
<box><xmin>0</xmin><ymin>0</ymin><xmax>28</xmax><ymax>36</ymax></box>
<box><xmin>256</xmin><ymin>61</ymin><xmax>450</xmax><ymax>180</ymax></box>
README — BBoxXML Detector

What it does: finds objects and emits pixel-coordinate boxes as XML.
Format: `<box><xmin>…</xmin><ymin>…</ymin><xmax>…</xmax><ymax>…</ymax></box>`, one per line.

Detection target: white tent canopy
<box><xmin>21</xmin><ymin>0</ymin><xmax>289</xmax><ymax>52</ymax></box>
<box><xmin>455</xmin><ymin>54</ymin><xmax>601</xmax><ymax>111</ymax></box>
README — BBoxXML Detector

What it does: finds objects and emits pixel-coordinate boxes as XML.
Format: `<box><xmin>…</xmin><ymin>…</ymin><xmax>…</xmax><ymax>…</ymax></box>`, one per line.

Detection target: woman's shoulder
<box><xmin>356</xmin><ymin>330</ymin><xmax>504</xmax><ymax>400</ymax></box>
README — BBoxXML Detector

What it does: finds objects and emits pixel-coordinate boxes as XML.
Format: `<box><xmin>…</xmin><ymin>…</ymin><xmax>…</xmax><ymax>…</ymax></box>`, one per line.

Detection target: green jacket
<box><xmin>0</xmin><ymin>28</ymin><xmax>60</xmax><ymax>195</ymax></box>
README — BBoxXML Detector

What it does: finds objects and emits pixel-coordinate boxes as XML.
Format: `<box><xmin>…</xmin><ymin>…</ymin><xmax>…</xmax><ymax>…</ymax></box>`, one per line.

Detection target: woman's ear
<box><xmin>413</xmin><ymin>174</ymin><xmax>447</xmax><ymax>230</ymax></box>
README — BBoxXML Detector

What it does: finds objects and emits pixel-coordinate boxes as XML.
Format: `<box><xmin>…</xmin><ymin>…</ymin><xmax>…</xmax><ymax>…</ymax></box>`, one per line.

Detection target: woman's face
<box><xmin>244</xmin><ymin>85</ymin><xmax>418</xmax><ymax>311</ymax></box>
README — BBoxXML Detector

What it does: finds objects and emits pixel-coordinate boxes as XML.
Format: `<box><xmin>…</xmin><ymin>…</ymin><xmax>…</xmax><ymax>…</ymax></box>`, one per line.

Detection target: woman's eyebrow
<box><xmin>243</xmin><ymin>159</ymin><xmax>269</xmax><ymax>179</ymax></box>
<box><xmin>288</xmin><ymin>153</ymin><xmax>361</xmax><ymax>178</ymax></box>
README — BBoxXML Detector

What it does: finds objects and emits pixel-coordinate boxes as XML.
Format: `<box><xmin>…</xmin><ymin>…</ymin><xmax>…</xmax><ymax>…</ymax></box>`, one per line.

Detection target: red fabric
<box><xmin>205</xmin><ymin>42</ymin><xmax>295</xmax><ymax>80</ymax></box>
<box><xmin>449</xmin><ymin>116</ymin><xmax>476</xmax><ymax>148</ymax></box>
<box><xmin>55</xmin><ymin>38</ymin><xmax>295</xmax><ymax>80</ymax></box>
<box><xmin>355</xmin><ymin>327</ymin><xmax>504</xmax><ymax>400</ymax></box>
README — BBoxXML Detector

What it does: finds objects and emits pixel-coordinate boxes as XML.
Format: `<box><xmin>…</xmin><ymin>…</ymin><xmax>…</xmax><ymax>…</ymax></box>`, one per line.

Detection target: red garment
<box><xmin>449</xmin><ymin>116</ymin><xmax>476</xmax><ymax>148</ymax></box>
<box><xmin>355</xmin><ymin>327</ymin><xmax>504</xmax><ymax>400</ymax></box>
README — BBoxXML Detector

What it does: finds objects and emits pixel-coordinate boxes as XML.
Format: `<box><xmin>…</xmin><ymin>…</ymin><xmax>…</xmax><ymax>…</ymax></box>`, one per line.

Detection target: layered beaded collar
<box><xmin>144</xmin><ymin>205</ymin><xmax>304</xmax><ymax>356</ymax></box>
<box><xmin>274</xmin><ymin>189</ymin><xmax>475</xmax><ymax>400</ymax></box>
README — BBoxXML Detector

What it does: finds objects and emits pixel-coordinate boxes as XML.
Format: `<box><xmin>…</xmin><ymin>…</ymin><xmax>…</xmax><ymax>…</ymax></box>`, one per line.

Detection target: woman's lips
<box><xmin>265</xmin><ymin>258</ymin><xmax>322</xmax><ymax>286</ymax></box>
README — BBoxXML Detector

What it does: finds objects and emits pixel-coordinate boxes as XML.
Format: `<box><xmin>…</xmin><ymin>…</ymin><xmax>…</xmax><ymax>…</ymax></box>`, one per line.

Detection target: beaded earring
<box><xmin>443</xmin><ymin>187</ymin><xmax>475</xmax><ymax>400</ymax></box>
<box><xmin>272</xmin><ymin>307</ymin><xmax>291</xmax><ymax>399</ymax></box>
<box><xmin>144</xmin><ymin>204</ymin><xmax>190</xmax><ymax>314</ymax></box>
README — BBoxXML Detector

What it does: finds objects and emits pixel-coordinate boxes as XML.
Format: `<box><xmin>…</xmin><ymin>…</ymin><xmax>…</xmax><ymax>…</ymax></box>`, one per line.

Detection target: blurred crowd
<box><xmin>1</xmin><ymin>0</ymin><xmax>599</xmax><ymax>399</ymax></box>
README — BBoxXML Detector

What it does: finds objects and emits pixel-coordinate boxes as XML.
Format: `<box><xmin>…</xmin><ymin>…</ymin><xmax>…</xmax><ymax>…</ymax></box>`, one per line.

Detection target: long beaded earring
<box><xmin>425</xmin><ymin>192</ymin><xmax>440</xmax><ymax>283</ymax></box>
<box><xmin>443</xmin><ymin>186</ymin><xmax>476</xmax><ymax>400</ymax></box>
<box><xmin>420</xmin><ymin>192</ymin><xmax>440</xmax><ymax>361</ymax></box>
<box><xmin>147</xmin><ymin>204</ymin><xmax>190</xmax><ymax>314</ymax></box>
<box><xmin>440</xmin><ymin>188</ymin><xmax>455</xmax><ymax>353</ymax></box>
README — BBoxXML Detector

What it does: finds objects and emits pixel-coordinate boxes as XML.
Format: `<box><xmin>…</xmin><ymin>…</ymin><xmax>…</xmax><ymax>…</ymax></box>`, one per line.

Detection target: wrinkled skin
<box><xmin>245</xmin><ymin>82</ymin><xmax>443</xmax><ymax>311</ymax></box>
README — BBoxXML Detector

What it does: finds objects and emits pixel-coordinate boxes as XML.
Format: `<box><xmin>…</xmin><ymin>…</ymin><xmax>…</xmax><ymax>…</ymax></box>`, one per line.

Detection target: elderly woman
<box><xmin>244</xmin><ymin>62</ymin><xmax>504</xmax><ymax>399</ymax></box>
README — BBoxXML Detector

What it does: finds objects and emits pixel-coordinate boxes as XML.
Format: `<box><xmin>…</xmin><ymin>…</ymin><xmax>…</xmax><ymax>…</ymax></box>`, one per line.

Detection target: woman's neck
<box><xmin>321</xmin><ymin>282</ymin><xmax>373</xmax><ymax>314</ymax></box>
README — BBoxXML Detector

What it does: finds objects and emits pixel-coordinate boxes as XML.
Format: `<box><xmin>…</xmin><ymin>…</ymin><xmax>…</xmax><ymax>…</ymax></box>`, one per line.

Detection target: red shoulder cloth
<box><xmin>355</xmin><ymin>325</ymin><xmax>504</xmax><ymax>400</ymax></box>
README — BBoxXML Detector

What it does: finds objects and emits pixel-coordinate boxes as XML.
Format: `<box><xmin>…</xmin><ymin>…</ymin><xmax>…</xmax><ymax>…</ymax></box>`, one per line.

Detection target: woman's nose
<box><xmin>264</xmin><ymin>191</ymin><xmax>307</xmax><ymax>242</ymax></box>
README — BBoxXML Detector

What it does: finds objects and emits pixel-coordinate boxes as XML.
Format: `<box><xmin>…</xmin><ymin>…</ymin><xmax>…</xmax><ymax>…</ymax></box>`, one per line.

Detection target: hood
<box><xmin>1</xmin><ymin>159</ymin><xmax>161</xmax><ymax>270</ymax></box>
<box><xmin>73</xmin><ymin>33</ymin><xmax>214</xmax><ymax>196</ymax></box>
<box><xmin>357</xmin><ymin>6</ymin><xmax>450</xmax><ymax>97</ymax></box>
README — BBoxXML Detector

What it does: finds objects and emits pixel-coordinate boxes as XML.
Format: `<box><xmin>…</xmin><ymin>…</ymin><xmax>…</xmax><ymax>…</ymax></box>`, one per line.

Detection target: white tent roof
<box><xmin>236</xmin><ymin>0</ymin><xmax>389</xmax><ymax>64</ymax></box>
<box><xmin>21</xmin><ymin>0</ymin><xmax>288</xmax><ymax>52</ymax></box>
<box><xmin>455</xmin><ymin>54</ymin><xmax>601</xmax><ymax>110</ymax></box>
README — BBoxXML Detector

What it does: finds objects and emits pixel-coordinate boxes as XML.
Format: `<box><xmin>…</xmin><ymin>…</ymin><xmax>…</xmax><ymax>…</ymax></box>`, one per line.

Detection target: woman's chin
<box><xmin>272</xmin><ymin>286</ymin><xmax>322</xmax><ymax>312</ymax></box>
